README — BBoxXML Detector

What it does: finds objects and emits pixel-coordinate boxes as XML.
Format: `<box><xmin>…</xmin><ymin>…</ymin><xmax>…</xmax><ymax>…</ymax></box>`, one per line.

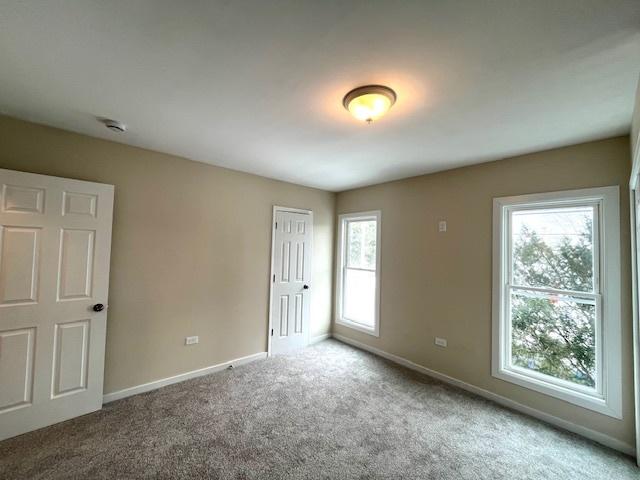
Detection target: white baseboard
<box><xmin>103</xmin><ymin>351</ymin><xmax>267</xmax><ymax>404</ymax></box>
<box><xmin>332</xmin><ymin>333</ymin><xmax>635</xmax><ymax>457</ymax></box>
<box><xmin>309</xmin><ymin>333</ymin><xmax>331</xmax><ymax>345</ymax></box>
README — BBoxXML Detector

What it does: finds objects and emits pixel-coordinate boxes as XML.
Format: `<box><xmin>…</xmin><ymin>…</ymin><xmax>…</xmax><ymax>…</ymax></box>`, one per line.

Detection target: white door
<box><xmin>269</xmin><ymin>207</ymin><xmax>312</xmax><ymax>355</ymax></box>
<box><xmin>0</xmin><ymin>168</ymin><xmax>114</xmax><ymax>441</ymax></box>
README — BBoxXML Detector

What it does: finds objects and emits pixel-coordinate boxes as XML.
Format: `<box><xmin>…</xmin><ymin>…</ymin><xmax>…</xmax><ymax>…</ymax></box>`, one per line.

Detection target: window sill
<box><xmin>335</xmin><ymin>318</ymin><xmax>379</xmax><ymax>337</ymax></box>
<box><xmin>492</xmin><ymin>366</ymin><xmax>621</xmax><ymax>419</ymax></box>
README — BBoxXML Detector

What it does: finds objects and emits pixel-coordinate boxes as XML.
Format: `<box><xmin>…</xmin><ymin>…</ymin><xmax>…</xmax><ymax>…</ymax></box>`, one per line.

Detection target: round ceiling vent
<box><xmin>100</xmin><ymin>118</ymin><xmax>127</xmax><ymax>133</ymax></box>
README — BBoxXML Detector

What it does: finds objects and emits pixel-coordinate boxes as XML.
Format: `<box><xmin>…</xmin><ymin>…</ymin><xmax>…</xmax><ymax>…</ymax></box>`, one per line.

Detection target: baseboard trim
<box><xmin>309</xmin><ymin>333</ymin><xmax>331</xmax><ymax>345</ymax></box>
<box><xmin>103</xmin><ymin>351</ymin><xmax>267</xmax><ymax>404</ymax></box>
<box><xmin>332</xmin><ymin>333</ymin><xmax>635</xmax><ymax>457</ymax></box>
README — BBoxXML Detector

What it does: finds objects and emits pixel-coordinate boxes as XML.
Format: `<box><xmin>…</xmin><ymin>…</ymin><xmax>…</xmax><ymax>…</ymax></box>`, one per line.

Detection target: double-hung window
<box><xmin>492</xmin><ymin>187</ymin><xmax>621</xmax><ymax>417</ymax></box>
<box><xmin>336</xmin><ymin>211</ymin><xmax>381</xmax><ymax>336</ymax></box>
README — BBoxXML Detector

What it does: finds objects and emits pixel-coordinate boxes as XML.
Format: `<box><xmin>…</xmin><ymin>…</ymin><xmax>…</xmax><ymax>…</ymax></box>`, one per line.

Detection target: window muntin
<box><xmin>508</xmin><ymin>204</ymin><xmax>599</xmax><ymax>391</ymax></box>
<box><xmin>337</xmin><ymin>212</ymin><xmax>380</xmax><ymax>335</ymax></box>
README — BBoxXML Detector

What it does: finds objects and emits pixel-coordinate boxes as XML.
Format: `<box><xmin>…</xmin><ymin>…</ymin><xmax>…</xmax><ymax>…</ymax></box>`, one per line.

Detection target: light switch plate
<box><xmin>438</xmin><ymin>220</ymin><xmax>447</xmax><ymax>232</ymax></box>
<box><xmin>185</xmin><ymin>336</ymin><xmax>199</xmax><ymax>345</ymax></box>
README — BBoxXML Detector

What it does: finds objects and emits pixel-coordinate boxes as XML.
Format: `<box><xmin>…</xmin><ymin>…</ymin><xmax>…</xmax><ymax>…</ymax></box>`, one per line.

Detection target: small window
<box><xmin>336</xmin><ymin>211</ymin><xmax>381</xmax><ymax>336</ymax></box>
<box><xmin>492</xmin><ymin>187</ymin><xmax>621</xmax><ymax>417</ymax></box>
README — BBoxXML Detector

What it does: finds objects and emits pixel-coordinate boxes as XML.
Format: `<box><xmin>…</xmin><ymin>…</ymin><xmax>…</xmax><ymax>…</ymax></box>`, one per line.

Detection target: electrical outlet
<box><xmin>185</xmin><ymin>336</ymin><xmax>199</xmax><ymax>345</ymax></box>
<box><xmin>435</xmin><ymin>337</ymin><xmax>447</xmax><ymax>347</ymax></box>
<box><xmin>438</xmin><ymin>220</ymin><xmax>447</xmax><ymax>232</ymax></box>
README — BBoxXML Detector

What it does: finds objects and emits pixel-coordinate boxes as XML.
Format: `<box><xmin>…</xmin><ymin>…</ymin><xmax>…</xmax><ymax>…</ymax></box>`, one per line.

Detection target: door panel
<box><xmin>0</xmin><ymin>327</ymin><xmax>35</xmax><ymax>412</ymax></box>
<box><xmin>2</xmin><ymin>184</ymin><xmax>45</xmax><ymax>214</ymax></box>
<box><xmin>62</xmin><ymin>191</ymin><xmax>97</xmax><ymax>217</ymax></box>
<box><xmin>52</xmin><ymin>320</ymin><xmax>90</xmax><ymax>397</ymax></box>
<box><xmin>281</xmin><ymin>241</ymin><xmax>290</xmax><ymax>282</ymax></box>
<box><xmin>294</xmin><ymin>293</ymin><xmax>303</xmax><ymax>333</ymax></box>
<box><xmin>279</xmin><ymin>295</ymin><xmax>289</xmax><ymax>337</ymax></box>
<box><xmin>0</xmin><ymin>227</ymin><xmax>41</xmax><ymax>305</ymax></box>
<box><xmin>0</xmin><ymin>168</ymin><xmax>114</xmax><ymax>441</ymax></box>
<box><xmin>295</xmin><ymin>242</ymin><xmax>305</xmax><ymax>281</ymax></box>
<box><xmin>270</xmin><ymin>209</ymin><xmax>312</xmax><ymax>354</ymax></box>
<box><xmin>57</xmin><ymin>229</ymin><xmax>95</xmax><ymax>300</ymax></box>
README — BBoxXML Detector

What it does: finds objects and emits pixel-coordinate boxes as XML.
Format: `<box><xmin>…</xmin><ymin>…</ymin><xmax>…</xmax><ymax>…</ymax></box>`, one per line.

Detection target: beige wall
<box><xmin>0</xmin><ymin>115</ymin><xmax>335</xmax><ymax>394</ymax></box>
<box><xmin>1</xmin><ymin>113</ymin><xmax>634</xmax><ymax>445</ymax></box>
<box><xmin>334</xmin><ymin>136</ymin><xmax>635</xmax><ymax>446</ymax></box>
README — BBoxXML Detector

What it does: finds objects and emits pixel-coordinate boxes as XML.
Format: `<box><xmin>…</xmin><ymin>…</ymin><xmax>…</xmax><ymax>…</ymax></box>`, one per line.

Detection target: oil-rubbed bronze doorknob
<box><xmin>93</xmin><ymin>303</ymin><xmax>105</xmax><ymax>312</ymax></box>
<box><xmin>303</xmin><ymin>285</ymin><xmax>309</xmax><ymax>290</ymax></box>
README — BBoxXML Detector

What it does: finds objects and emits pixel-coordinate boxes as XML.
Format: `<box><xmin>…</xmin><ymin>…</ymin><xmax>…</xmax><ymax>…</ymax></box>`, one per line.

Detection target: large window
<box><xmin>336</xmin><ymin>211</ymin><xmax>381</xmax><ymax>336</ymax></box>
<box><xmin>492</xmin><ymin>187</ymin><xmax>621</xmax><ymax>417</ymax></box>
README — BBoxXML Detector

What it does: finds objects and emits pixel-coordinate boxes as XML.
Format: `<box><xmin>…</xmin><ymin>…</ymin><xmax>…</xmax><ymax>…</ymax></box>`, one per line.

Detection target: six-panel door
<box><xmin>270</xmin><ymin>210</ymin><xmax>312</xmax><ymax>354</ymax></box>
<box><xmin>0</xmin><ymin>169</ymin><xmax>114</xmax><ymax>441</ymax></box>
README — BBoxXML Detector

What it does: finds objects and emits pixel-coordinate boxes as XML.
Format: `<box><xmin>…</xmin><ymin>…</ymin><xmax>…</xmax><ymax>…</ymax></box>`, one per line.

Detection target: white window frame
<box><xmin>335</xmin><ymin>210</ymin><xmax>382</xmax><ymax>337</ymax></box>
<box><xmin>492</xmin><ymin>187</ymin><xmax>622</xmax><ymax>418</ymax></box>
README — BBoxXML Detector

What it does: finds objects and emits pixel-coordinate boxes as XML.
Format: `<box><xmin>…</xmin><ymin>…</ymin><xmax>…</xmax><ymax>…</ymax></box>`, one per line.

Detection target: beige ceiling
<box><xmin>0</xmin><ymin>0</ymin><xmax>638</xmax><ymax>191</ymax></box>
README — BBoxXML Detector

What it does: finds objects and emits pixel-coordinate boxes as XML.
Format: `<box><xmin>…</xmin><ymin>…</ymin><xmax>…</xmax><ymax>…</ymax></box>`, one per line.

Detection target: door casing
<box><xmin>628</xmin><ymin>134</ymin><xmax>640</xmax><ymax>464</ymax></box>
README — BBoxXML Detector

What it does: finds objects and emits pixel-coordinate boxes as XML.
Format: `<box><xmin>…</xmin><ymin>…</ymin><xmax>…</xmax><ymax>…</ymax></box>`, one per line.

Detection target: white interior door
<box><xmin>269</xmin><ymin>207</ymin><xmax>312</xmax><ymax>355</ymax></box>
<box><xmin>0</xmin><ymin>168</ymin><xmax>114</xmax><ymax>441</ymax></box>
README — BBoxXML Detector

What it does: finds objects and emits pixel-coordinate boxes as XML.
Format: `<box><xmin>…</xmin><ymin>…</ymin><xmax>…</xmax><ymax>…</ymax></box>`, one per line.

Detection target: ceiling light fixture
<box><xmin>343</xmin><ymin>85</ymin><xmax>396</xmax><ymax>123</ymax></box>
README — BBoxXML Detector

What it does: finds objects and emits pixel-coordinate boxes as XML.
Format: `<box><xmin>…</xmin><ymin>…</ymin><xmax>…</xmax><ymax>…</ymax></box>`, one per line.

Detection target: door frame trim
<box><xmin>628</xmin><ymin>128</ymin><xmax>640</xmax><ymax>464</ymax></box>
<box><xmin>267</xmin><ymin>205</ymin><xmax>313</xmax><ymax>357</ymax></box>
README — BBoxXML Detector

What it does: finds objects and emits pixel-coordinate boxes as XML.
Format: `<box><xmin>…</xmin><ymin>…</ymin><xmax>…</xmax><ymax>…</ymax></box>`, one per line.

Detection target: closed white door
<box><xmin>269</xmin><ymin>208</ymin><xmax>312</xmax><ymax>355</ymax></box>
<box><xmin>0</xmin><ymin>168</ymin><xmax>114</xmax><ymax>441</ymax></box>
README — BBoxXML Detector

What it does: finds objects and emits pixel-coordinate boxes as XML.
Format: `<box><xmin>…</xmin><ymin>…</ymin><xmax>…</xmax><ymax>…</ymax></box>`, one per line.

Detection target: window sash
<box><xmin>345</xmin><ymin>219</ymin><xmax>377</xmax><ymax>270</ymax></box>
<box><xmin>505</xmin><ymin>284</ymin><xmax>603</xmax><ymax>395</ymax></box>
<box><xmin>506</xmin><ymin>202</ymin><xmax>600</xmax><ymax>295</ymax></box>
<box><xmin>508</xmin><ymin>284</ymin><xmax>599</xmax><ymax>302</ymax></box>
<box><xmin>503</xmin><ymin>201</ymin><xmax>603</xmax><ymax>397</ymax></box>
<box><xmin>342</xmin><ymin>268</ymin><xmax>376</xmax><ymax>326</ymax></box>
<box><xmin>344</xmin><ymin>265</ymin><xmax>376</xmax><ymax>273</ymax></box>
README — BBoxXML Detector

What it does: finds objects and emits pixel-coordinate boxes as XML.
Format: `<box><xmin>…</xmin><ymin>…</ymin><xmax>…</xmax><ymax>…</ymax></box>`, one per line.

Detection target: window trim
<box><xmin>492</xmin><ymin>187</ymin><xmax>622</xmax><ymax>418</ymax></box>
<box><xmin>335</xmin><ymin>210</ymin><xmax>382</xmax><ymax>337</ymax></box>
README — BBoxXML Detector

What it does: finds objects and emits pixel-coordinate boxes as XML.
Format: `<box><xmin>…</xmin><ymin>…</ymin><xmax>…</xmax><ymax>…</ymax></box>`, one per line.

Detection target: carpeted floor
<box><xmin>0</xmin><ymin>339</ymin><xmax>636</xmax><ymax>479</ymax></box>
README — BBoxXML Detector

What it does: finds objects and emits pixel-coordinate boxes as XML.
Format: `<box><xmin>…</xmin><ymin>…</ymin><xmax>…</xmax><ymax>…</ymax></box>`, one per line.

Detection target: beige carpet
<box><xmin>0</xmin><ymin>339</ymin><xmax>636</xmax><ymax>479</ymax></box>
